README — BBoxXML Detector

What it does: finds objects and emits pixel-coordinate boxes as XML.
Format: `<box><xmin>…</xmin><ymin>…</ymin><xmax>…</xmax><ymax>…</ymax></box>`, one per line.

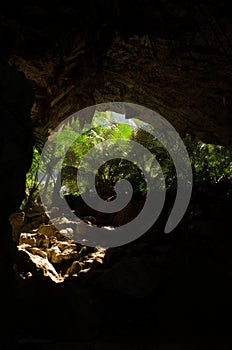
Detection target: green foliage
<box><xmin>22</xmin><ymin>112</ymin><xmax>232</xmax><ymax>210</ymax></box>
<box><xmin>184</xmin><ymin>135</ymin><xmax>232</xmax><ymax>186</ymax></box>
<box><xmin>20</xmin><ymin>146</ymin><xmax>41</xmax><ymax>209</ymax></box>
<box><xmin>60</xmin><ymin>113</ymin><xmax>134</xmax><ymax>198</ymax></box>
<box><xmin>131</xmin><ymin>127</ymin><xmax>176</xmax><ymax>191</ymax></box>
<box><xmin>95</xmin><ymin>159</ymin><xmax>147</xmax><ymax>200</ymax></box>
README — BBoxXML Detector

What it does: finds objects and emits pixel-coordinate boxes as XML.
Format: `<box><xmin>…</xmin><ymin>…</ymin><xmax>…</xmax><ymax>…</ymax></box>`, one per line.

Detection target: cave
<box><xmin>0</xmin><ymin>1</ymin><xmax>232</xmax><ymax>349</ymax></box>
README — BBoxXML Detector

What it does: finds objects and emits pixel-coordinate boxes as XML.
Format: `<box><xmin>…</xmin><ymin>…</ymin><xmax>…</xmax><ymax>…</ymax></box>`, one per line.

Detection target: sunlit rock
<box><xmin>38</xmin><ymin>224</ymin><xmax>57</xmax><ymax>237</ymax></box>
<box><xmin>36</xmin><ymin>233</ymin><xmax>50</xmax><ymax>249</ymax></box>
<box><xmin>19</xmin><ymin>233</ymin><xmax>37</xmax><ymax>247</ymax></box>
<box><xmin>16</xmin><ymin>246</ymin><xmax>63</xmax><ymax>283</ymax></box>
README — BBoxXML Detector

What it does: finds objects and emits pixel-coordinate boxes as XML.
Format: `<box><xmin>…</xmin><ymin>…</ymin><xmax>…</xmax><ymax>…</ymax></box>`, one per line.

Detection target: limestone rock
<box><xmin>59</xmin><ymin>227</ymin><xmax>74</xmax><ymax>238</ymax></box>
<box><xmin>4</xmin><ymin>1</ymin><xmax>232</xmax><ymax>149</ymax></box>
<box><xmin>78</xmin><ymin>268</ymin><xmax>91</xmax><ymax>275</ymax></box>
<box><xmin>26</xmin><ymin>205</ymin><xmax>45</xmax><ymax>218</ymax></box>
<box><xmin>20</xmin><ymin>223</ymin><xmax>33</xmax><ymax>233</ymax></box>
<box><xmin>66</xmin><ymin>261</ymin><xmax>82</xmax><ymax>276</ymax></box>
<box><xmin>61</xmin><ymin>248</ymin><xmax>80</xmax><ymax>261</ymax></box>
<box><xmin>49</xmin><ymin>236</ymin><xmax>58</xmax><ymax>246</ymax></box>
<box><xmin>36</xmin><ymin>233</ymin><xmax>50</xmax><ymax>249</ymax></box>
<box><xmin>26</xmin><ymin>246</ymin><xmax>47</xmax><ymax>259</ymax></box>
<box><xmin>9</xmin><ymin>211</ymin><xmax>26</xmax><ymax>243</ymax></box>
<box><xmin>47</xmin><ymin>246</ymin><xmax>63</xmax><ymax>264</ymax></box>
<box><xmin>19</xmin><ymin>233</ymin><xmax>37</xmax><ymax>247</ymax></box>
<box><xmin>38</xmin><ymin>224</ymin><xmax>57</xmax><ymax>237</ymax></box>
<box><xmin>57</xmin><ymin>240</ymin><xmax>77</xmax><ymax>252</ymax></box>
<box><xmin>16</xmin><ymin>246</ymin><xmax>63</xmax><ymax>283</ymax></box>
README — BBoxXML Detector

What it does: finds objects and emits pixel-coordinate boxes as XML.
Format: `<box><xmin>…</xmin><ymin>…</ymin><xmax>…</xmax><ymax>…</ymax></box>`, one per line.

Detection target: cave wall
<box><xmin>0</xmin><ymin>59</ymin><xmax>34</xmax><ymax>348</ymax></box>
<box><xmin>1</xmin><ymin>0</ymin><xmax>232</xmax><ymax>146</ymax></box>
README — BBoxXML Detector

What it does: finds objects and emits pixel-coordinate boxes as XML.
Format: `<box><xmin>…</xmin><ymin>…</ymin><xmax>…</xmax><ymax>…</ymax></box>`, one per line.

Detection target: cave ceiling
<box><xmin>1</xmin><ymin>0</ymin><xmax>232</xmax><ymax>146</ymax></box>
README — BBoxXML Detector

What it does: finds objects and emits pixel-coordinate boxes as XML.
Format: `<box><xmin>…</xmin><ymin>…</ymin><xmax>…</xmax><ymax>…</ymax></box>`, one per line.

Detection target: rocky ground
<box><xmin>8</xmin><ymin>181</ymin><xmax>232</xmax><ymax>347</ymax></box>
<box><xmin>9</xmin><ymin>205</ymin><xmax>106</xmax><ymax>283</ymax></box>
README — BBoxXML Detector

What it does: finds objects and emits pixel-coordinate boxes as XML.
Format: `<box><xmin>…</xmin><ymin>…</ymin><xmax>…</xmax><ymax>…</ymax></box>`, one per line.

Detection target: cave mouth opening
<box><xmin>9</xmin><ymin>109</ymin><xmax>232</xmax><ymax>283</ymax></box>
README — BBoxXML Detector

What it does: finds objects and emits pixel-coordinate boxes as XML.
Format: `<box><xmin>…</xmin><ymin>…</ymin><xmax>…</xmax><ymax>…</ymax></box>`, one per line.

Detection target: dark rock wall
<box><xmin>0</xmin><ymin>59</ymin><xmax>34</xmax><ymax>348</ymax></box>
<box><xmin>0</xmin><ymin>1</ymin><xmax>231</xmax><ymax>146</ymax></box>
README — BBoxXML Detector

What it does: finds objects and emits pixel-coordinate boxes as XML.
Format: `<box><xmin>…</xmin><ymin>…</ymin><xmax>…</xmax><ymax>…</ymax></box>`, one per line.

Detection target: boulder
<box><xmin>16</xmin><ymin>246</ymin><xmax>63</xmax><ymax>283</ymax></box>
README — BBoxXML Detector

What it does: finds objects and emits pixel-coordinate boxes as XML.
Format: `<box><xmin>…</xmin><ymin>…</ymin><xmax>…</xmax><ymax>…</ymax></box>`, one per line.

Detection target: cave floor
<box><xmin>12</xmin><ymin>181</ymin><xmax>232</xmax><ymax>350</ymax></box>
<box><xmin>18</xmin><ymin>336</ymin><xmax>232</xmax><ymax>350</ymax></box>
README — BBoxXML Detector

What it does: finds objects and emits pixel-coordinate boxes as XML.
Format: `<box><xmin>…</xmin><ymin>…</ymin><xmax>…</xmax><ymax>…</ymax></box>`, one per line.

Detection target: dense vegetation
<box><xmin>21</xmin><ymin>112</ymin><xmax>232</xmax><ymax>210</ymax></box>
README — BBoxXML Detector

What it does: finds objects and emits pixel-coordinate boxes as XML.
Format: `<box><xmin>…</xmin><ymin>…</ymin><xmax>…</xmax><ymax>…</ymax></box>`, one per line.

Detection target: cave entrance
<box><xmin>9</xmin><ymin>108</ymin><xmax>232</xmax><ymax>282</ymax></box>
